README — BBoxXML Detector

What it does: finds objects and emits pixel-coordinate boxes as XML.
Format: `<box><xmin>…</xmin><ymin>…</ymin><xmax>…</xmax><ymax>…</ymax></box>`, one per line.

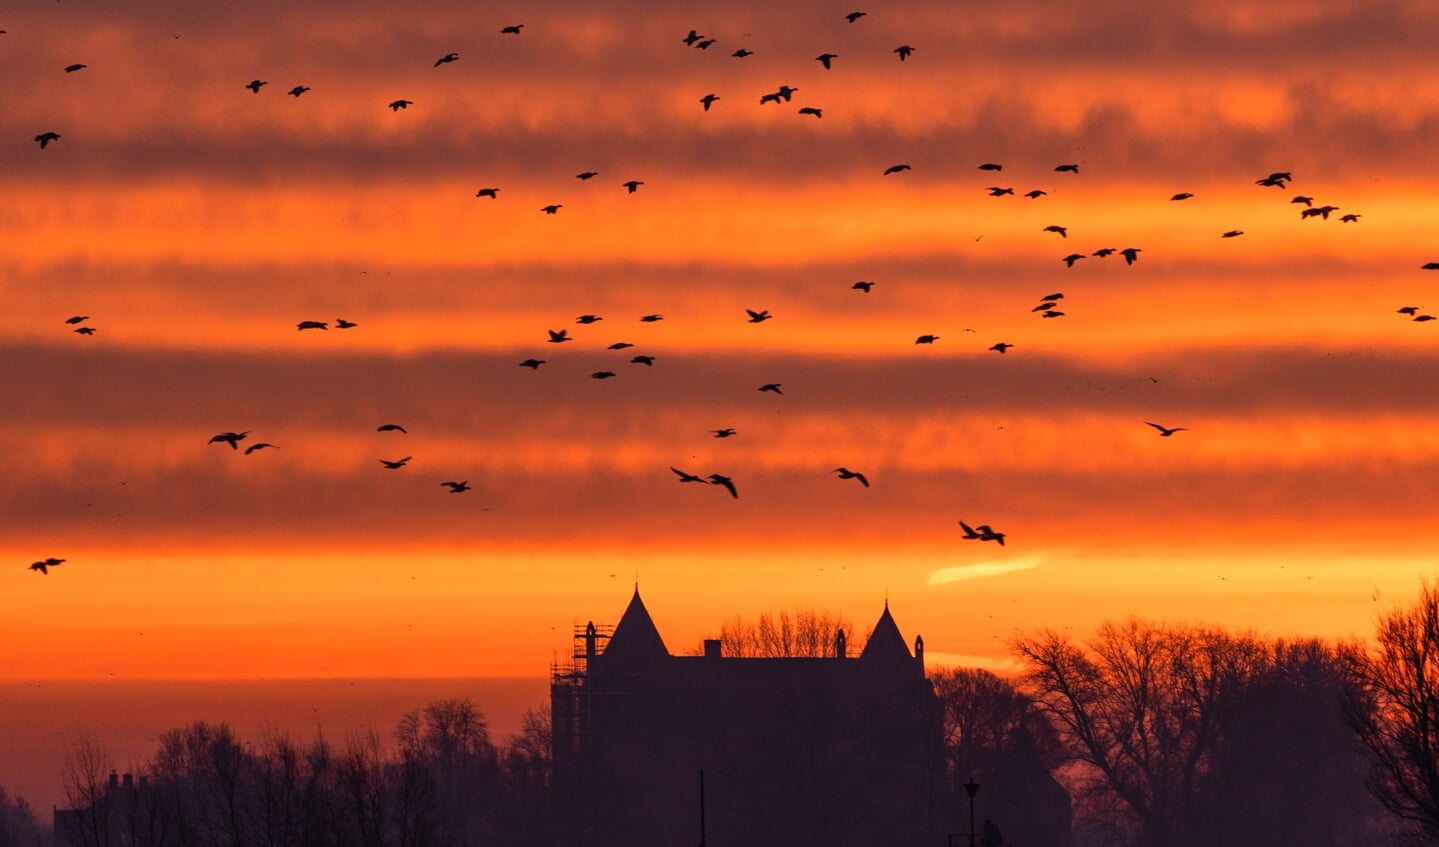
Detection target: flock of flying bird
<box><xmin>18</xmin><ymin>7</ymin><xmax>1437</xmax><ymax>577</ymax></box>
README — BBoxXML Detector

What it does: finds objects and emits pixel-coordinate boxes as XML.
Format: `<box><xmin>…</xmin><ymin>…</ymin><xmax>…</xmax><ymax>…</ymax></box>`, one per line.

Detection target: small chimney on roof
<box><xmin>108</xmin><ymin>771</ymin><xmax>118</xmax><ymax>790</ymax></box>
<box><xmin>703</xmin><ymin>639</ymin><xmax>722</xmax><ymax>658</ymax></box>
<box><xmin>835</xmin><ymin>628</ymin><xmax>847</xmax><ymax>658</ymax></box>
<box><xmin>123</xmin><ymin>773</ymin><xmax>133</xmax><ymax>790</ymax></box>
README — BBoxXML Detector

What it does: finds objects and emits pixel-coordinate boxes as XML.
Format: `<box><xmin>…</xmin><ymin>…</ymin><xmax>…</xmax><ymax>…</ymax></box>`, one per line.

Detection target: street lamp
<box><xmin>963</xmin><ymin>779</ymin><xmax>980</xmax><ymax>847</ymax></box>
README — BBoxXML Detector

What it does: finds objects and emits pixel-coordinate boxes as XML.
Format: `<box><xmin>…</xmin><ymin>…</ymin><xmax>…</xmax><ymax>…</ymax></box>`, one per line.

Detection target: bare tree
<box><xmin>0</xmin><ymin>785</ymin><xmax>43</xmax><ymax>847</ymax></box>
<box><xmin>60</xmin><ymin>731</ymin><xmax>115</xmax><ymax>847</ymax></box>
<box><xmin>1347</xmin><ymin>577</ymin><xmax>1439</xmax><ymax>842</ymax></box>
<box><xmin>715</xmin><ymin>607</ymin><xmax>856</xmax><ymax>657</ymax></box>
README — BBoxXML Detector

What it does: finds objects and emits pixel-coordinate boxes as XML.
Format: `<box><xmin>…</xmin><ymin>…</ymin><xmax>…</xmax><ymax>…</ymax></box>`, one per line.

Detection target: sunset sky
<box><xmin>5</xmin><ymin>0</ymin><xmax>1439</xmax><ymax>809</ymax></box>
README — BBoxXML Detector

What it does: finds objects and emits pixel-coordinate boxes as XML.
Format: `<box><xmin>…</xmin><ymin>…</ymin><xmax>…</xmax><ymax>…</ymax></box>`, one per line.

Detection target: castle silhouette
<box><xmin>550</xmin><ymin>588</ymin><xmax>944</xmax><ymax>846</ymax></box>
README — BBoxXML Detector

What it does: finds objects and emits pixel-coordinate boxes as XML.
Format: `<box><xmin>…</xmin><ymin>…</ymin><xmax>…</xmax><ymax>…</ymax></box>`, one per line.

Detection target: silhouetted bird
<box><xmin>683</xmin><ymin>30</ymin><xmax>702</xmax><ymax>45</ymax></box>
<box><xmin>1043</xmin><ymin>225</ymin><xmax>1068</xmax><ymax>238</ymax></box>
<box><xmin>846</xmin><ymin>11</ymin><xmax>867</xmax><ymax>22</ymax></box>
<box><xmin>639</xmin><ymin>314</ymin><xmax>664</xmax><ymax>322</ymax></box>
<box><xmin>35</xmin><ymin>132</ymin><xmax>61</xmax><ymax>148</ymax></box>
<box><xmin>245</xmin><ymin>79</ymin><xmax>267</xmax><ymax>93</ymax></box>
<box><xmin>798</xmin><ymin>106</ymin><xmax>822</xmax><ymax>118</ymax></box>
<box><xmin>209</xmin><ymin>431</ymin><xmax>250</xmax><ymax>449</ymax></box>
<box><xmin>978</xmin><ymin>163</ymin><xmax>1003</xmax><ymax>171</ymax></box>
<box><xmin>883</xmin><ymin>164</ymin><xmax>911</xmax><ymax>175</ymax></box>
<box><xmin>1041</xmin><ymin>310</ymin><xmax>1065</xmax><ymax>318</ymax></box>
<box><xmin>1423</xmin><ymin>263</ymin><xmax>1439</xmax><ymax>270</ymax></box>
<box><xmin>335</xmin><ymin>318</ymin><xmax>357</xmax><ymax>329</ymax></box>
<box><xmin>671</xmin><ymin>467</ymin><xmax>706</xmax><ymax>483</ymax></box>
<box><xmin>747</xmin><ymin>309</ymin><xmax>772</xmax><ymax>323</ymax></box>
<box><xmin>732</xmin><ymin>49</ymin><xmax>753</xmax><ymax>58</ymax></box>
<box><xmin>1414</xmin><ymin>315</ymin><xmax>1436</xmax><ymax>322</ymax></box>
<box><xmin>852</xmin><ymin>280</ymin><xmax>874</xmax><ymax>292</ymax></box>
<box><xmin>915</xmin><ymin>334</ymin><xmax>939</xmax><ymax>344</ymax></box>
<box><xmin>986</xmin><ymin>186</ymin><xmax>1013</xmax><ymax>196</ymax></box>
<box><xmin>244</xmin><ymin>442</ymin><xmax>277</xmax><ymax>455</ymax></box>
<box><xmin>377</xmin><ymin>424</ymin><xmax>407</xmax><ymax>433</ymax></box>
<box><xmin>1055</xmin><ymin>163</ymin><xmax>1079</xmax><ymax>173</ymax></box>
<box><xmin>1093</xmin><ymin>247</ymin><xmax>1116</xmax><ymax>258</ymax></box>
<box><xmin>759</xmin><ymin>92</ymin><xmax>781</xmax><ymax>105</ymax></box>
<box><xmin>776</xmin><ymin>85</ymin><xmax>798</xmax><ymax>101</ymax></box>
<box><xmin>30</xmin><ymin>558</ymin><xmax>64</xmax><ymax>575</ymax></box>
<box><xmin>1146</xmin><ymin>422</ymin><xmax>1187</xmax><ymax>436</ymax></box>
<box><xmin>541</xmin><ymin>204</ymin><xmax>562</xmax><ymax>214</ymax></box>
<box><xmin>1341</xmin><ymin>213</ymin><xmax>1361</xmax><ymax>223</ymax></box>
<box><xmin>434</xmin><ymin>52</ymin><xmax>459</xmax><ymax>66</ymax></box>
<box><xmin>576</xmin><ymin>314</ymin><xmax>602</xmax><ymax>324</ymax></box>
<box><xmin>630</xmin><ymin>355</ymin><xmax>655</xmax><ymax>365</ymax></box>
<box><xmin>816</xmin><ymin>53</ymin><xmax>837</xmax><ymax>69</ymax></box>
<box><xmin>288</xmin><ymin>85</ymin><xmax>310</xmax><ymax>97</ymax></box>
<box><xmin>1397</xmin><ymin>306</ymin><xmax>1419</xmax><ymax>315</ymax></box>
<box><xmin>701</xmin><ymin>93</ymin><xmax>720</xmax><ymax>110</ymax></box>
<box><xmin>576</xmin><ymin>171</ymin><xmax>598</xmax><ymax>180</ymax></box>
<box><xmin>388</xmin><ymin>99</ymin><xmax>412</xmax><ymax>111</ymax></box>
<box><xmin>476</xmin><ymin>187</ymin><xmax>499</xmax><ymax>198</ymax></box>
<box><xmin>547</xmin><ymin>329</ymin><xmax>571</xmax><ymax>342</ymax></box>
<box><xmin>380</xmin><ymin>457</ymin><xmax>411</xmax><ymax>469</ymax></box>
<box><xmin>1041</xmin><ymin>293</ymin><xmax>1064</xmax><ymax>301</ymax></box>
<box><xmin>708</xmin><ymin>473</ymin><xmax>738</xmax><ymax>498</ymax></box>
<box><xmin>976</xmin><ymin>525</ymin><xmax>1006</xmax><ymax>545</ymax></box>
<box><xmin>1291</xmin><ymin>195</ymin><xmax>1313</xmax><ymax>206</ymax></box>
<box><xmin>989</xmin><ymin>342</ymin><xmax>1012</xmax><ymax>353</ymax></box>
<box><xmin>1062</xmin><ymin>253</ymin><xmax>1084</xmax><ymax>267</ymax></box>
<box><xmin>441</xmin><ymin>480</ymin><xmax>470</xmax><ymax>493</ymax></box>
<box><xmin>500</xmin><ymin>24</ymin><xmax>523</xmax><ymax>34</ymax></box>
<box><xmin>65</xmin><ymin>63</ymin><xmax>87</xmax><ymax>73</ymax></box>
<box><xmin>608</xmin><ymin>342</ymin><xmax>634</xmax><ymax>350</ymax></box>
<box><xmin>591</xmin><ymin>371</ymin><xmax>616</xmax><ymax>379</ymax></box>
<box><xmin>1171</xmin><ymin>192</ymin><xmax>1193</xmax><ymax>201</ymax></box>
<box><xmin>713</xmin><ymin>428</ymin><xmax>737</xmax><ymax>438</ymax></box>
<box><xmin>65</xmin><ymin>315</ymin><xmax>88</xmax><ymax>324</ymax></box>
<box><xmin>894</xmin><ymin>45</ymin><xmax>914</xmax><ymax>60</ymax></box>
<box><xmin>959</xmin><ymin>520</ymin><xmax>982</xmax><ymax>540</ymax></box>
<box><xmin>622</xmin><ymin>180</ymin><xmax>644</xmax><ymax>193</ymax></box>
<box><xmin>1222</xmin><ymin>230</ymin><xmax>1244</xmax><ymax>238</ymax></box>
<box><xmin>297</xmin><ymin>320</ymin><xmax>327</xmax><ymax>330</ymax></box>
<box><xmin>74</xmin><ymin>326</ymin><xmax>95</xmax><ymax>335</ymax></box>
<box><xmin>1120</xmin><ymin>247</ymin><xmax>1142</xmax><ymax>264</ymax></box>
<box><xmin>834</xmin><ymin>467</ymin><xmax>869</xmax><ymax>487</ymax></box>
<box><xmin>519</xmin><ymin>358</ymin><xmax>546</xmax><ymax>369</ymax></box>
<box><xmin>1025</xmin><ymin>189</ymin><xmax>1047</xmax><ymax>199</ymax></box>
<box><xmin>758</xmin><ymin>383</ymin><xmax>783</xmax><ymax>394</ymax></box>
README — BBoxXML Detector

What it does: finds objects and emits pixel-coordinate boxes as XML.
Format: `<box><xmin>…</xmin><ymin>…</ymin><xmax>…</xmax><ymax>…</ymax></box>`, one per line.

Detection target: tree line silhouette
<box><xmin>8</xmin><ymin>583</ymin><xmax>1439</xmax><ymax>845</ymax></box>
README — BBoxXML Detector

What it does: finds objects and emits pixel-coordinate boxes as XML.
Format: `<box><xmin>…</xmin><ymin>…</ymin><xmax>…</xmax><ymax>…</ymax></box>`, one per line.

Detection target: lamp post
<box><xmin>963</xmin><ymin>779</ymin><xmax>980</xmax><ymax>847</ymax></box>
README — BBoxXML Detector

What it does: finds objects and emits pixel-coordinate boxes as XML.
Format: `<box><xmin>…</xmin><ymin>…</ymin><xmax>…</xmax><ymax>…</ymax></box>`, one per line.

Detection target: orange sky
<box><xmin>4</xmin><ymin>0</ymin><xmax>1439</xmax><ymax>799</ymax></box>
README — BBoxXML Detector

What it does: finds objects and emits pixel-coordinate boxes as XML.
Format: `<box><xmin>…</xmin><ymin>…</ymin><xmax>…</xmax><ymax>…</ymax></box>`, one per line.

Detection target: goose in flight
<box><xmin>388</xmin><ymin>99</ymin><xmax>413</xmax><ymax>111</ymax></box>
<box><xmin>1092</xmin><ymin>247</ymin><xmax>1116</xmax><ymax>258</ymax></box>
<box><xmin>852</xmin><ymin>280</ymin><xmax>874</xmax><ymax>292</ymax></box>
<box><xmin>591</xmin><ymin>371</ymin><xmax>616</xmax><ymax>379</ymax></box>
<box><xmin>1423</xmin><ymin>263</ymin><xmax>1439</xmax><ymax>270</ymax></box>
<box><xmin>915</xmin><ymin>334</ymin><xmax>939</xmax><ymax>344</ymax></box>
<box><xmin>380</xmin><ymin>457</ymin><xmax>412</xmax><ymax>469</ymax></box>
<box><xmin>547</xmin><ymin>329</ymin><xmax>571</xmax><ymax>343</ymax></box>
<box><xmin>1291</xmin><ymin>195</ymin><xmax>1313</xmax><ymax>206</ymax></box>
<box><xmin>1043</xmin><ymin>225</ymin><xmax>1068</xmax><ymax>238</ymax></box>
<box><xmin>713</xmin><ymin>428</ymin><xmax>737</xmax><ymax>438</ymax></box>
<box><xmin>35</xmin><ymin>132</ymin><xmax>61</xmax><ymax>148</ymax></box>
<box><xmin>884</xmin><ymin>164</ymin><xmax>911</xmax><ymax>175</ymax></box>
<box><xmin>894</xmin><ymin>45</ymin><xmax>913</xmax><ymax>60</ymax></box>
<box><xmin>758</xmin><ymin>383</ymin><xmax>783</xmax><ymax>394</ymax></box>
<box><xmin>700</xmin><ymin>93</ymin><xmax>720</xmax><ymax>111</ymax></box>
<box><xmin>1040</xmin><ymin>292</ymin><xmax>1064</xmax><ymax>301</ymax></box>
<box><xmin>975</xmin><ymin>525</ymin><xmax>1006</xmax><ymax>545</ymax></box>
<box><xmin>501</xmin><ymin>24</ymin><xmax>523</xmax><ymax>34</ymax></box>
<box><xmin>1302</xmin><ymin>205</ymin><xmax>1340</xmax><ymax>220</ymax></box>
<box><xmin>846</xmin><ymin>11</ymin><xmax>867</xmax><ymax>22</ymax></box>
<box><xmin>1040</xmin><ymin>310</ymin><xmax>1065</xmax><ymax>318</ymax></box>
<box><xmin>671</xmin><ymin>467</ymin><xmax>706</xmax><ymax>483</ymax></box>
<box><xmin>288</xmin><ymin>85</ymin><xmax>310</xmax><ymax>97</ymax></box>
<box><xmin>335</xmin><ymin>318</ymin><xmax>357</xmax><ymax>329</ymax></box>
<box><xmin>576</xmin><ymin>171</ymin><xmax>598</xmax><ymax>180</ymax></box>
<box><xmin>986</xmin><ymin>186</ymin><xmax>1013</xmax><ymax>196</ymax></box>
<box><xmin>1145</xmin><ymin>422</ymin><xmax>1187</xmax><ymax>437</ymax></box>
<box><xmin>244</xmin><ymin>442</ymin><xmax>278</xmax><ymax>454</ymax></box>
<box><xmin>989</xmin><ymin>342</ymin><xmax>1013</xmax><ymax>353</ymax></box>
<box><xmin>708</xmin><ymin>473</ymin><xmax>738</xmax><ymax>498</ymax></box>
<box><xmin>639</xmin><ymin>314</ymin><xmax>664</xmax><ymax>322</ymax></box>
<box><xmin>1120</xmin><ymin>247</ymin><xmax>1142</xmax><ymax>264</ymax></box>
<box><xmin>1062</xmin><ymin>253</ymin><xmax>1085</xmax><ymax>267</ymax></box>
<box><xmin>683</xmin><ymin>30</ymin><xmax>703</xmax><ymax>45</ymax></box>
<box><xmin>798</xmin><ymin>106</ymin><xmax>823</xmax><ymax>118</ymax></box>
<box><xmin>434</xmin><ymin>52</ymin><xmax>459</xmax><ymax>66</ymax></box>
<box><xmin>732</xmin><ymin>48</ymin><xmax>753</xmax><ymax>58</ymax></box>
<box><xmin>1170</xmin><ymin>192</ymin><xmax>1193</xmax><ymax>201</ymax></box>
<box><xmin>519</xmin><ymin>358</ymin><xmax>546</xmax><ymax>369</ymax></box>
<box><xmin>1340</xmin><ymin>214</ymin><xmax>1361</xmax><ymax>223</ymax></box>
<box><xmin>541</xmin><ymin>204</ymin><xmax>562</xmax><ymax>214</ymax></box>
<box><xmin>297</xmin><ymin>320</ymin><xmax>327</xmax><ymax>330</ymax></box>
<box><xmin>816</xmin><ymin>53</ymin><xmax>837</xmax><ymax>69</ymax></box>
<box><xmin>607</xmin><ymin>342</ymin><xmax>634</xmax><ymax>350</ymax></box>
<box><xmin>958</xmin><ymin>520</ymin><xmax>982</xmax><ymax>540</ymax></box>
<box><xmin>760</xmin><ymin>92</ymin><xmax>781</xmax><ymax>105</ymax></box>
<box><xmin>776</xmin><ymin>85</ymin><xmax>798</xmax><ymax>101</ymax></box>
<box><xmin>74</xmin><ymin>326</ymin><xmax>96</xmax><ymax>335</ymax></box>
<box><xmin>695</xmin><ymin>39</ymin><xmax>715</xmax><ymax>49</ymax></box>
<box><xmin>476</xmin><ymin>187</ymin><xmax>499</xmax><ymax>198</ymax></box>
<box><xmin>30</xmin><ymin>558</ymin><xmax>65</xmax><ymax>575</ymax></box>
<box><xmin>1025</xmin><ymin>190</ymin><xmax>1047</xmax><ymax>199</ymax></box>
<box><xmin>746</xmin><ymin>308</ymin><xmax>772</xmax><ymax>323</ymax></box>
<box><xmin>630</xmin><ymin>355</ymin><xmax>655</xmax><ymax>366</ymax></box>
<box><xmin>1055</xmin><ymin>163</ymin><xmax>1079</xmax><ymax>173</ymax></box>
<box><xmin>576</xmin><ymin>314</ymin><xmax>603</xmax><ymax>324</ymax></box>
<box><xmin>978</xmin><ymin>163</ymin><xmax>1003</xmax><ymax>171</ymax></box>
<box><xmin>65</xmin><ymin>315</ymin><xmax>89</xmax><ymax>324</ymax></box>
<box><xmin>1415</xmin><ymin>315</ymin><xmax>1437</xmax><ymax>322</ymax></box>
<box><xmin>622</xmin><ymin>180</ymin><xmax>644</xmax><ymax>193</ymax></box>
<box><xmin>833</xmin><ymin>467</ymin><xmax>869</xmax><ymax>487</ymax></box>
<box><xmin>65</xmin><ymin>63</ymin><xmax>87</xmax><ymax>73</ymax></box>
<box><xmin>1397</xmin><ymin>306</ymin><xmax>1419</xmax><ymax>315</ymax></box>
<box><xmin>245</xmin><ymin>79</ymin><xmax>267</xmax><ymax>93</ymax></box>
<box><xmin>377</xmin><ymin>423</ymin><xmax>407</xmax><ymax>433</ymax></box>
<box><xmin>1221</xmin><ymin>230</ymin><xmax>1244</xmax><ymax>238</ymax></box>
<box><xmin>441</xmin><ymin>480</ymin><xmax>471</xmax><ymax>493</ymax></box>
<box><xmin>209</xmin><ymin>431</ymin><xmax>250</xmax><ymax>449</ymax></box>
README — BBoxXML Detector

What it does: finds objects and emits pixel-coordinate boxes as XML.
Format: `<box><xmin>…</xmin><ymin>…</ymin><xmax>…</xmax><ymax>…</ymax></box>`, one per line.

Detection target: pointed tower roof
<box><xmin>860</xmin><ymin>601</ymin><xmax>913</xmax><ymax>661</ymax></box>
<box><xmin>601</xmin><ymin>587</ymin><xmax>670</xmax><ymax>665</ymax></box>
